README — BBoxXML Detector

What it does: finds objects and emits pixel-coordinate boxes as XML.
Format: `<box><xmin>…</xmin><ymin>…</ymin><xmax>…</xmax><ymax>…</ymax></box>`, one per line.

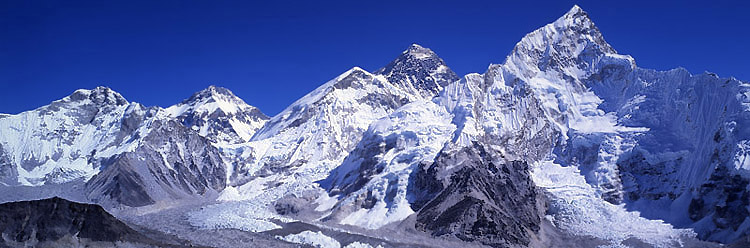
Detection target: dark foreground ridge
<box><xmin>0</xmin><ymin>197</ymin><xmax>161</xmax><ymax>247</ymax></box>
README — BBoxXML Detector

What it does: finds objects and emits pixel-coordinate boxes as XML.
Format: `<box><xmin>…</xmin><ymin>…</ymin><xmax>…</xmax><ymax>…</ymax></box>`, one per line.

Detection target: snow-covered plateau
<box><xmin>1</xmin><ymin>5</ymin><xmax>749</xmax><ymax>248</ymax></box>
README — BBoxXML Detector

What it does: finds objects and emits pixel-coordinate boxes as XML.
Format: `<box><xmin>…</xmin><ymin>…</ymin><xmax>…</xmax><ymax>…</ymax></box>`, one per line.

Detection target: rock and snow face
<box><xmin>319</xmin><ymin>100</ymin><xmax>456</xmax><ymax>229</ymax></box>
<box><xmin>0</xmin><ymin>87</ymin><xmax>133</xmax><ymax>186</ymax></box>
<box><xmin>85</xmin><ymin>110</ymin><xmax>227</xmax><ymax>207</ymax></box>
<box><xmin>375</xmin><ymin>44</ymin><xmax>460</xmax><ymax>100</ymax></box>
<box><xmin>166</xmin><ymin>85</ymin><xmax>268</xmax><ymax>145</ymax></box>
<box><xmin>240</xmin><ymin>44</ymin><xmax>458</xmax><ymax>180</ymax></box>
<box><xmin>0</xmin><ymin>87</ymin><xmax>228</xmax><ymax>207</ymax></box>
<box><xmin>234</xmin><ymin>46</ymin><xmax>459</xmax><ymax>183</ymax></box>
<box><xmin>499</xmin><ymin>5</ymin><xmax>750</xmax><ymax>243</ymax></box>
<box><xmin>240</xmin><ymin>67</ymin><xmax>413</xmax><ymax>180</ymax></box>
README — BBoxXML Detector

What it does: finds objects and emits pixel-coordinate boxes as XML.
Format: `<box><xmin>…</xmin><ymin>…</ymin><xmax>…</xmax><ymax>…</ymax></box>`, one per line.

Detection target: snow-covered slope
<box><xmin>319</xmin><ymin>100</ymin><xmax>455</xmax><ymax>229</ymax></box>
<box><xmin>166</xmin><ymin>85</ymin><xmax>268</xmax><ymax>145</ymax></box>
<box><xmin>0</xmin><ymin>87</ymin><xmax>134</xmax><ymax>186</ymax></box>
<box><xmin>237</xmin><ymin>67</ymin><xmax>413</xmax><ymax>181</ymax></box>
<box><xmin>234</xmin><ymin>44</ymin><xmax>459</xmax><ymax>182</ymax></box>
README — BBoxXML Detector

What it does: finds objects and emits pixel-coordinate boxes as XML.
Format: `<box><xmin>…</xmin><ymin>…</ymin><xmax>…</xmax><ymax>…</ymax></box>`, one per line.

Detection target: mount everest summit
<box><xmin>1</xmin><ymin>5</ymin><xmax>749</xmax><ymax>248</ymax></box>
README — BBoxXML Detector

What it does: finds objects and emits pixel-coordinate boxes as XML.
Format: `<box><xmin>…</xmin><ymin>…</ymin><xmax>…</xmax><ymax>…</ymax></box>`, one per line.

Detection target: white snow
<box><xmin>277</xmin><ymin>231</ymin><xmax>340</xmax><ymax>248</ymax></box>
<box><xmin>532</xmin><ymin>160</ymin><xmax>696</xmax><ymax>247</ymax></box>
<box><xmin>324</xmin><ymin>100</ymin><xmax>455</xmax><ymax>229</ymax></box>
<box><xmin>165</xmin><ymin>85</ymin><xmax>267</xmax><ymax>145</ymax></box>
<box><xmin>0</xmin><ymin>87</ymin><xmax>153</xmax><ymax>186</ymax></box>
<box><xmin>187</xmin><ymin>201</ymin><xmax>281</xmax><ymax>232</ymax></box>
<box><xmin>343</xmin><ymin>242</ymin><xmax>382</xmax><ymax>248</ymax></box>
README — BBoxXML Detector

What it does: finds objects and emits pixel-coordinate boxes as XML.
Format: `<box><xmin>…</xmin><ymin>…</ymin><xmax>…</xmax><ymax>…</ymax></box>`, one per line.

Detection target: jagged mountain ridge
<box><xmin>0</xmin><ymin>86</ymin><xmax>249</xmax><ymax>207</ymax></box>
<box><xmin>0</xmin><ymin>44</ymin><xmax>462</xmax><ymax>209</ymax></box>
<box><xmin>1</xmin><ymin>5</ymin><xmax>749</xmax><ymax>248</ymax></box>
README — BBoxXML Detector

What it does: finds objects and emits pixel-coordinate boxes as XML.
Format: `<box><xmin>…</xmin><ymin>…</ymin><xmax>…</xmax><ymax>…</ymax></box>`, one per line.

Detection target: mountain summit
<box><xmin>167</xmin><ymin>85</ymin><xmax>268</xmax><ymax>144</ymax></box>
<box><xmin>375</xmin><ymin>44</ymin><xmax>460</xmax><ymax>99</ymax></box>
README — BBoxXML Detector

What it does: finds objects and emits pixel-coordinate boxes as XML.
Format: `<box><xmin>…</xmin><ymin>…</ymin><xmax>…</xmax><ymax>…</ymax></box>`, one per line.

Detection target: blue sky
<box><xmin>2</xmin><ymin>0</ymin><xmax>748</xmax><ymax>115</ymax></box>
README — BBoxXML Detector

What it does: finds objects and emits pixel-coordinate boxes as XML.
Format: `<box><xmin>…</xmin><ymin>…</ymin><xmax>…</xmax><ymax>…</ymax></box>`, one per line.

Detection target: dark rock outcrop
<box><xmin>411</xmin><ymin>142</ymin><xmax>545</xmax><ymax>247</ymax></box>
<box><xmin>0</xmin><ymin>197</ymin><xmax>155</xmax><ymax>246</ymax></box>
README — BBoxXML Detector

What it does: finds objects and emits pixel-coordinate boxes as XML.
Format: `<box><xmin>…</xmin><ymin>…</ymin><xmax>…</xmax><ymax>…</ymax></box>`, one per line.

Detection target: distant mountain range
<box><xmin>1</xmin><ymin>5</ymin><xmax>749</xmax><ymax>248</ymax></box>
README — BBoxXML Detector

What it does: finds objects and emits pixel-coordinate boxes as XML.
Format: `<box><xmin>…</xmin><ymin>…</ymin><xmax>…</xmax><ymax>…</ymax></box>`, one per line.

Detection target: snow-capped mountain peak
<box><xmin>243</xmin><ymin>67</ymin><xmax>413</xmax><ymax>175</ymax></box>
<box><xmin>166</xmin><ymin>85</ymin><xmax>268</xmax><ymax>144</ymax></box>
<box><xmin>66</xmin><ymin>86</ymin><xmax>128</xmax><ymax>107</ymax></box>
<box><xmin>169</xmin><ymin>85</ymin><xmax>255</xmax><ymax>116</ymax></box>
<box><xmin>565</xmin><ymin>4</ymin><xmax>584</xmax><ymax>17</ymax></box>
<box><xmin>506</xmin><ymin>5</ymin><xmax>619</xmax><ymax>79</ymax></box>
<box><xmin>375</xmin><ymin>44</ymin><xmax>460</xmax><ymax>99</ymax></box>
<box><xmin>0</xmin><ymin>87</ymin><xmax>139</xmax><ymax>186</ymax></box>
<box><xmin>403</xmin><ymin>43</ymin><xmax>434</xmax><ymax>59</ymax></box>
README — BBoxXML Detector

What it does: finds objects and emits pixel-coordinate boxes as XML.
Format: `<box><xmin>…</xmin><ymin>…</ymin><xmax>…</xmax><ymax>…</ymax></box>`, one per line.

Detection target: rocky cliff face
<box><xmin>413</xmin><ymin>142</ymin><xmax>544</xmax><ymax>247</ymax></box>
<box><xmin>86</xmin><ymin>114</ymin><xmax>226</xmax><ymax>207</ymax></box>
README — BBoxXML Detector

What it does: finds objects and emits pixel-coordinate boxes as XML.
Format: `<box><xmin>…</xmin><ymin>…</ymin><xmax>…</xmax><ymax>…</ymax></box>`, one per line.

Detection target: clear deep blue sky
<box><xmin>2</xmin><ymin>0</ymin><xmax>749</xmax><ymax>115</ymax></box>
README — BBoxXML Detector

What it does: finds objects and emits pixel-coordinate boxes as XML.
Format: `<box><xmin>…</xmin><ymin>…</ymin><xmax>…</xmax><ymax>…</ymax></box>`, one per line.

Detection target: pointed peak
<box><xmin>168</xmin><ymin>85</ymin><xmax>268</xmax><ymax>121</ymax></box>
<box><xmin>348</xmin><ymin>66</ymin><xmax>367</xmax><ymax>73</ymax></box>
<box><xmin>186</xmin><ymin>85</ymin><xmax>240</xmax><ymax>103</ymax></box>
<box><xmin>554</xmin><ymin>4</ymin><xmax>595</xmax><ymax>28</ymax></box>
<box><xmin>331</xmin><ymin>66</ymin><xmax>368</xmax><ymax>81</ymax></box>
<box><xmin>406</xmin><ymin>43</ymin><xmax>427</xmax><ymax>52</ymax></box>
<box><xmin>375</xmin><ymin>44</ymin><xmax>459</xmax><ymax>99</ymax></box>
<box><xmin>567</xmin><ymin>5</ymin><xmax>584</xmax><ymax>16</ymax></box>
<box><xmin>202</xmin><ymin>85</ymin><xmax>235</xmax><ymax>97</ymax></box>
<box><xmin>402</xmin><ymin>43</ymin><xmax>437</xmax><ymax>60</ymax></box>
<box><xmin>506</xmin><ymin>5</ymin><xmax>616</xmax><ymax>72</ymax></box>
